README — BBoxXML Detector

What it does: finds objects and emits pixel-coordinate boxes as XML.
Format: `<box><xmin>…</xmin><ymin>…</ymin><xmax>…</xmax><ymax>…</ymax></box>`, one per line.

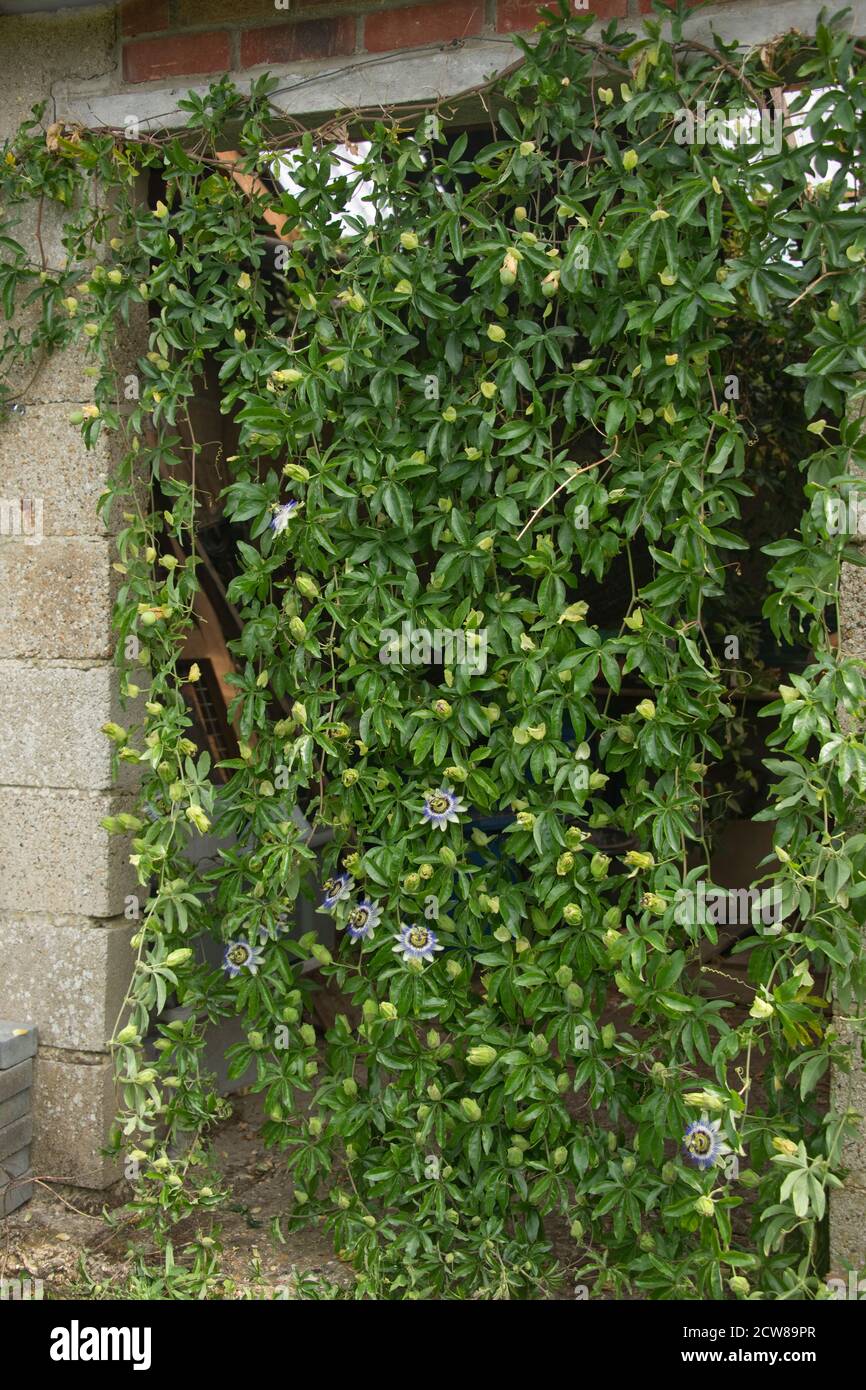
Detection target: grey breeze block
<box><xmin>0</xmin><ymin>1021</ymin><xmax>37</xmax><ymax>1070</ymax></box>
<box><xmin>0</xmin><ymin>1022</ymin><xmax>36</xmax><ymax>1217</ymax></box>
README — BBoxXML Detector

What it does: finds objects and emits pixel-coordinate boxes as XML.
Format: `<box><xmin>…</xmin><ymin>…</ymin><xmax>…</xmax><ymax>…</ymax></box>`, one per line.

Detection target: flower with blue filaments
<box><xmin>420</xmin><ymin>785</ymin><xmax>467</xmax><ymax>831</ymax></box>
<box><xmin>682</xmin><ymin>1113</ymin><xmax>732</xmax><ymax>1171</ymax></box>
<box><xmin>319</xmin><ymin>872</ymin><xmax>355</xmax><ymax>911</ymax></box>
<box><xmin>270</xmin><ymin>499</ymin><xmax>301</xmax><ymax>533</ymax></box>
<box><xmin>393</xmin><ymin>922</ymin><xmax>443</xmax><ymax>964</ymax></box>
<box><xmin>223</xmin><ymin>939</ymin><xmax>265</xmax><ymax>978</ymax></box>
<box><xmin>346</xmin><ymin>898</ymin><xmax>382</xmax><ymax>942</ymax></box>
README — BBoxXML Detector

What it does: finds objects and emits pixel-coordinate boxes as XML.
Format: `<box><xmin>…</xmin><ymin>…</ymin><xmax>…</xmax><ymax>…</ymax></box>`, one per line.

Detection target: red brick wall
<box><xmin>119</xmin><ymin>0</ymin><xmax>636</xmax><ymax>85</ymax></box>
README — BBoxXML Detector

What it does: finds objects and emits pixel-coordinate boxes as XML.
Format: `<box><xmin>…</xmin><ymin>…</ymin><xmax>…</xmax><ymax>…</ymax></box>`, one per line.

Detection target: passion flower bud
<box><xmin>641</xmin><ymin>892</ymin><xmax>668</xmax><ymax>916</ymax></box>
<box><xmin>695</xmin><ymin>1196</ymin><xmax>715</xmax><ymax>1219</ymax></box>
<box><xmin>570</xmin><ymin>1218</ymin><xmax>584</xmax><ymax>1241</ymax></box>
<box><xmin>283</xmin><ymin>463</ymin><xmax>310</xmax><ymax>482</ymax></box>
<box><xmin>598</xmin><ymin>87</ymin><xmax>614</xmax><ymax>104</ymax></box>
<box><xmin>403</xmin><ymin>872</ymin><xmax>421</xmax><ymax>893</ymax></box>
<box><xmin>399</xmin><ymin>231</ymin><xmax>419</xmax><ymax>251</ymax></box>
<box><xmin>460</xmin><ymin>1097</ymin><xmax>482</xmax><ymax>1122</ymax></box>
<box><xmin>622</xmin><ymin>149</ymin><xmax>638</xmax><ymax>172</ymax></box>
<box><xmin>516</xmin><ymin>811</ymin><xmax>535</xmax><ymax>829</ymax></box>
<box><xmin>622</xmin><ymin>1155</ymin><xmax>636</xmax><ymax>1177</ymax></box>
<box><xmin>601</xmin><ymin>1023</ymin><xmax>616</xmax><ymax>1048</ymax></box>
<box><xmin>530</xmin><ymin>1033</ymin><xmax>549</xmax><ymax>1057</ymax></box>
<box><xmin>555</xmin><ymin>965</ymin><xmax>573</xmax><ymax>988</ymax></box>
<box><xmin>771</xmin><ymin>1136</ymin><xmax>798</xmax><ymax>1156</ymax></box>
<box><xmin>289</xmin><ymin>615</ymin><xmax>307</xmax><ymax>641</ymax></box>
<box><xmin>729</xmin><ymin>1275</ymin><xmax>750</xmax><ymax>1297</ymax></box>
<box><xmin>565</xmin><ymin>983</ymin><xmax>584</xmax><ymax>1007</ymax></box>
<box><xmin>342</xmin><ymin>768</ymin><xmax>358</xmax><ymax>787</ymax></box>
<box><xmin>519</xmin><ymin>140</ymin><xmax>535</xmax><ymax>156</ymax></box>
<box><xmin>590</xmin><ymin>852</ymin><xmax>610</xmax><ymax>880</ymax></box>
<box><xmin>552</xmin><ymin>1146</ymin><xmax>568</xmax><ymax>1167</ymax></box>
<box><xmin>556</xmin><ymin>852</ymin><xmax>575</xmax><ymax>876</ymax></box>
<box><xmin>467</xmin><ymin>1044</ymin><xmax>497</xmax><ymax>1067</ymax></box>
<box><xmin>164</xmin><ymin>948</ymin><xmax>192</xmax><ymax>968</ymax></box>
<box><xmin>295</xmin><ymin>574</ymin><xmax>319</xmax><ymax>599</ymax></box>
<box><xmin>487</xmin><ymin>323</ymin><xmax>506</xmax><ymax>342</ymax></box>
<box><xmin>115</xmin><ymin>1025</ymin><xmax>138</xmax><ymax>1045</ymax></box>
<box><xmin>515</xmin><ymin>206</ymin><xmax>528</xmax><ymax>222</ymax></box>
<box><xmin>311</xmin><ymin>944</ymin><xmax>332</xmax><ymax>965</ymax></box>
<box><xmin>247</xmin><ymin>1030</ymin><xmax>265</xmax><ymax>1051</ymax></box>
<box><xmin>185</xmin><ymin>805</ymin><xmax>211</xmax><ymax>834</ymax></box>
<box><xmin>291</xmin><ymin>701</ymin><xmax>308</xmax><ymax>726</ymax></box>
<box><xmin>750</xmin><ymin>995</ymin><xmax>775</xmax><ymax>1020</ymax></box>
<box><xmin>445</xmin><ymin>958</ymin><xmax>461</xmax><ymax>979</ymax></box>
<box><xmin>433</xmin><ymin>699</ymin><xmax>452</xmax><ymax>719</ymax></box>
<box><xmin>342</xmin><ymin>1077</ymin><xmax>358</xmax><ymax>1097</ymax></box>
<box><xmin>602</xmin><ymin>907</ymin><xmax>621</xmax><ymax>930</ymax></box>
<box><xmin>419</xmin><ymin>862</ymin><xmax>433</xmax><ymax>879</ymax></box>
<box><xmin>300</xmin><ymin>1024</ymin><xmax>317</xmax><ymax>1046</ymax></box>
<box><xmin>439</xmin><ymin>846</ymin><xmax>458</xmax><ymax>868</ymax></box>
<box><xmin>541</xmin><ymin>270</ymin><xmax>560</xmax><ymax>298</ymax></box>
<box><xmin>507</xmin><ymin>1145</ymin><xmax>524</xmax><ymax>1166</ymax></box>
<box><xmin>563</xmin><ymin>903</ymin><xmax>583</xmax><ymax>925</ymax></box>
<box><xmin>636</xmin><ymin>699</ymin><xmax>656</xmax><ymax>720</ymax></box>
<box><xmin>380</xmin><ymin>1001</ymin><xmax>398</xmax><ymax>1020</ymax></box>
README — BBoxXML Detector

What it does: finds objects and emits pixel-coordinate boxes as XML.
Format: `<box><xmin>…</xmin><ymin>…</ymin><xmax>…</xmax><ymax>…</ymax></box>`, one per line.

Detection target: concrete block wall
<box><xmin>0</xmin><ymin>1022</ymin><xmax>37</xmax><ymax>1217</ymax></box>
<box><xmin>0</xmin><ymin>5</ymin><xmax>142</xmax><ymax>1190</ymax></box>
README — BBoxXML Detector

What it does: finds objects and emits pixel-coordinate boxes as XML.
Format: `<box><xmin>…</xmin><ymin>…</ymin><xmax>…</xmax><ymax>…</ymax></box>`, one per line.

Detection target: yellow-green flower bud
<box><xmin>460</xmin><ymin>1097</ymin><xmax>482</xmax><ymax>1122</ymax></box>
<box><xmin>296</xmin><ymin>574</ymin><xmax>319</xmax><ymax>599</ymax></box>
<box><xmin>590</xmin><ymin>852</ymin><xmax>610</xmax><ymax>880</ymax></box>
<box><xmin>467</xmin><ymin>1045</ymin><xmax>497</xmax><ymax>1067</ymax></box>
<box><xmin>563</xmin><ymin>903</ymin><xmax>583</xmax><ymax>925</ymax></box>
